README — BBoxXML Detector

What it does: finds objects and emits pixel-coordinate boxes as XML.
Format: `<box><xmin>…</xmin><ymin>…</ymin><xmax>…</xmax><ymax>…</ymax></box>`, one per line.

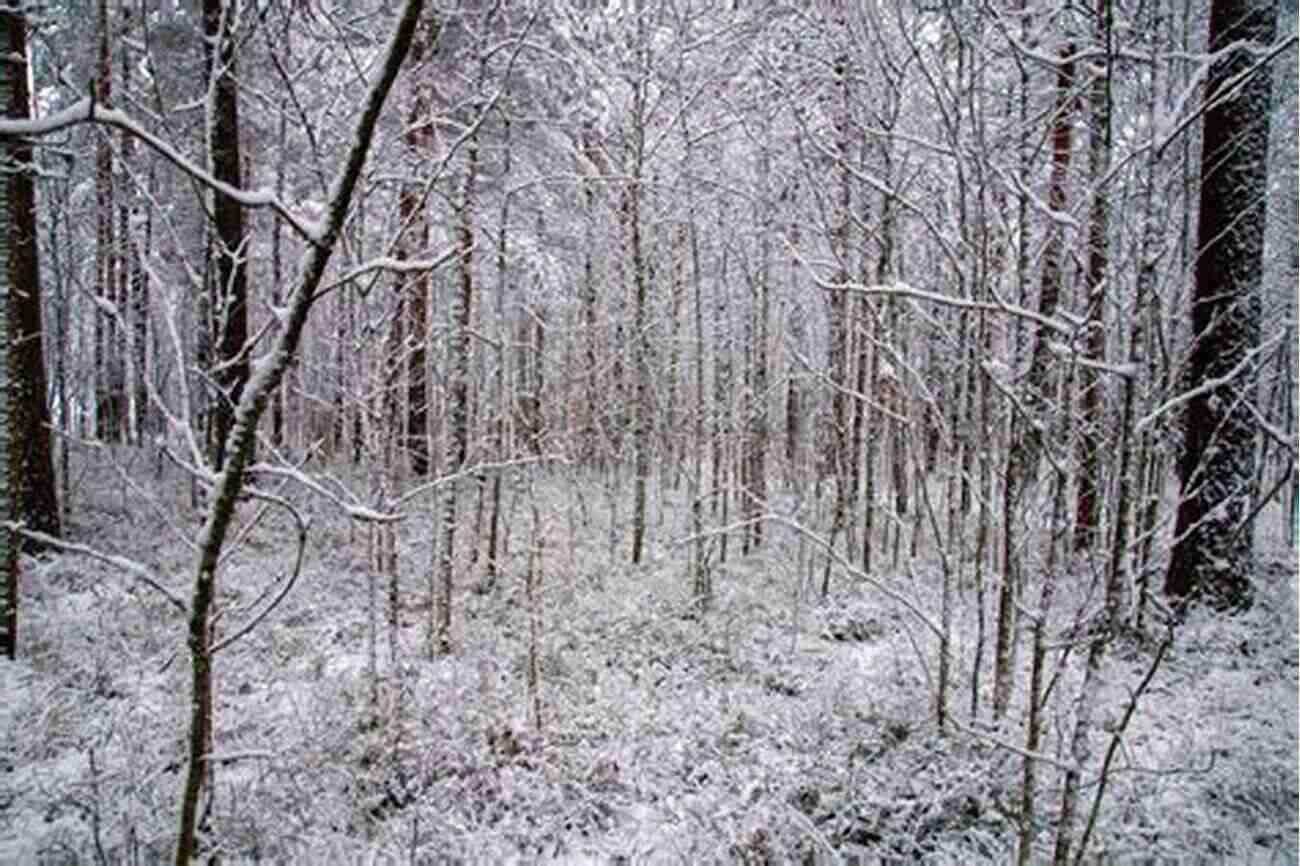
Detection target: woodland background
<box><xmin>0</xmin><ymin>0</ymin><xmax>1296</xmax><ymax>863</ymax></box>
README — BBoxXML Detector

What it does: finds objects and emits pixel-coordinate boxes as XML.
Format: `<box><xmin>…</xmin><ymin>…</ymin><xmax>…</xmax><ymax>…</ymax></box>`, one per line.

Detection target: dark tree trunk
<box><xmin>205</xmin><ymin>0</ymin><xmax>249</xmax><ymax>473</ymax></box>
<box><xmin>2</xmin><ymin>8</ymin><xmax>59</xmax><ymax>544</ymax></box>
<box><xmin>397</xmin><ymin>17</ymin><xmax>436</xmax><ymax>477</ymax></box>
<box><xmin>1166</xmin><ymin>0</ymin><xmax>1276</xmax><ymax>611</ymax></box>
<box><xmin>0</xmin><ymin>8</ymin><xmax>22</xmax><ymax>658</ymax></box>
<box><xmin>94</xmin><ymin>0</ymin><xmax>117</xmax><ymax>442</ymax></box>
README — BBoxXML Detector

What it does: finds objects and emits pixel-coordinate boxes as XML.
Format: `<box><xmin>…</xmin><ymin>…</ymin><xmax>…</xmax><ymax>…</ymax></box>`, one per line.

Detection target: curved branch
<box><xmin>211</xmin><ymin>492</ymin><xmax>310</xmax><ymax>655</ymax></box>
<box><xmin>2</xmin><ymin>524</ymin><xmax>187</xmax><ymax>614</ymax></box>
<box><xmin>0</xmin><ymin>98</ymin><xmax>322</xmax><ymax>242</ymax></box>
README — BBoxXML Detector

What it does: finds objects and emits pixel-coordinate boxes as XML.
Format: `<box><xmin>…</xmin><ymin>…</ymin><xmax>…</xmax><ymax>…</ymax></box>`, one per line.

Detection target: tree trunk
<box><xmin>2</xmin><ymin>8</ymin><xmax>58</xmax><ymax>544</ymax></box>
<box><xmin>397</xmin><ymin>17</ymin><xmax>436</xmax><ymax>477</ymax></box>
<box><xmin>685</xmin><ymin>120</ymin><xmax>709</xmax><ymax>611</ymax></box>
<box><xmin>270</xmin><ymin>112</ymin><xmax>286</xmax><ymax>449</ymax></box>
<box><xmin>484</xmin><ymin>111</ymin><xmax>512</xmax><ymax>590</ymax></box>
<box><xmin>1073</xmin><ymin>0</ymin><xmax>1114</xmax><ymax>552</ymax></box>
<box><xmin>747</xmin><ymin>139</ymin><xmax>772</xmax><ymax>552</ymax></box>
<box><xmin>628</xmin><ymin>86</ymin><xmax>650</xmax><ymax>565</ymax></box>
<box><xmin>1166</xmin><ymin>0</ymin><xmax>1275</xmax><ymax>611</ymax></box>
<box><xmin>1017</xmin><ymin>469</ymin><xmax>1066</xmax><ymax>865</ymax></box>
<box><xmin>205</xmin><ymin>0</ymin><xmax>249</xmax><ymax>474</ymax></box>
<box><xmin>712</xmin><ymin>206</ymin><xmax>732</xmax><ymax>565</ymax></box>
<box><xmin>994</xmin><ymin>43</ymin><xmax>1076</xmax><ymax>721</ymax></box>
<box><xmin>823</xmin><ymin>50</ymin><xmax>854</xmax><ymax>594</ymax></box>
<box><xmin>434</xmin><ymin>123</ymin><xmax>477</xmax><ymax>656</ymax></box>
<box><xmin>0</xmin><ymin>7</ymin><xmax>23</xmax><ymax>657</ymax></box>
<box><xmin>784</xmin><ymin>189</ymin><xmax>804</xmax><ymax>488</ymax></box>
<box><xmin>94</xmin><ymin>0</ymin><xmax>117</xmax><ymax>442</ymax></box>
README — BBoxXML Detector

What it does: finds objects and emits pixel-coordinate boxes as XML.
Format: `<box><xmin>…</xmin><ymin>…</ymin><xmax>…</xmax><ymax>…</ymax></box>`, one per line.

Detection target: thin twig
<box><xmin>1074</xmin><ymin>627</ymin><xmax>1175</xmax><ymax>863</ymax></box>
<box><xmin>211</xmin><ymin>495</ymin><xmax>311</xmax><ymax>655</ymax></box>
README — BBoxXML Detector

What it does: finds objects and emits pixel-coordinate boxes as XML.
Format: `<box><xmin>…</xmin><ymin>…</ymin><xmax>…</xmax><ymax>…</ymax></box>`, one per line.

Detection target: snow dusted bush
<box><xmin>1</xmin><ymin>466</ymin><xmax>1295</xmax><ymax>863</ymax></box>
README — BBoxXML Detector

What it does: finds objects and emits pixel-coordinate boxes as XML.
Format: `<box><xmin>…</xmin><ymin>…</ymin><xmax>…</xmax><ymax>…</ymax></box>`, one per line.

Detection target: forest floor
<box><xmin>1</xmin><ymin>447</ymin><xmax>1297</xmax><ymax>864</ymax></box>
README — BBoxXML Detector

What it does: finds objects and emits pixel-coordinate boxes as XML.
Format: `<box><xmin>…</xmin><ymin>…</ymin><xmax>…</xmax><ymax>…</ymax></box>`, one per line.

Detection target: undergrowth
<box><xmin>0</xmin><ymin>453</ymin><xmax>1295</xmax><ymax>863</ymax></box>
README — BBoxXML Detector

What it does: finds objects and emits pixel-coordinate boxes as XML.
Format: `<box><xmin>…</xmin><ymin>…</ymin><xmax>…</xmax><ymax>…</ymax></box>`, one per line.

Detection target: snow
<box><xmin>0</xmin><ymin>98</ymin><xmax>322</xmax><ymax>242</ymax></box>
<box><xmin>3</xmin><ymin>459</ymin><xmax>1294</xmax><ymax>862</ymax></box>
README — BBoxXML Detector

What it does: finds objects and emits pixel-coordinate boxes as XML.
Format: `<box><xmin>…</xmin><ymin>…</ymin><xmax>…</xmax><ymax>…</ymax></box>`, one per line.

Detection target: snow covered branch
<box><xmin>0</xmin><ymin>97</ymin><xmax>323</xmax><ymax>242</ymax></box>
<box><xmin>2</xmin><ymin>524</ymin><xmax>187</xmax><ymax>614</ymax></box>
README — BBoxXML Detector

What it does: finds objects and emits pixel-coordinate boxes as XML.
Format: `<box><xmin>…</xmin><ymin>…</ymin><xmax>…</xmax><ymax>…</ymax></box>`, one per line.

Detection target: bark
<box><xmin>580</xmin><ymin>131</ymin><xmax>600</xmax><ymax>457</ymax></box>
<box><xmin>526</xmin><ymin>490</ymin><xmax>543</xmax><ymax>734</ymax></box>
<box><xmin>95</xmin><ymin>0</ymin><xmax>118</xmax><ymax>442</ymax></box>
<box><xmin>434</xmin><ymin>122</ymin><xmax>477</xmax><ymax>656</ymax></box>
<box><xmin>686</xmin><ymin>124</ymin><xmax>708</xmax><ymax>611</ymax></box>
<box><xmin>746</xmin><ymin>139</ymin><xmax>772</xmax><ymax>552</ymax></box>
<box><xmin>125</xmin><ymin>145</ymin><xmax>149</xmax><ymax>442</ymax></box>
<box><xmin>1112</xmin><ymin>3</ymin><xmax>1164</xmax><ymax>631</ymax></box>
<box><xmin>484</xmin><ymin>111</ymin><xmax>511</xmax><ymax>589</ymax></box>
<box><xmin>666</xmin><ymin>215</ymin><xmax>684</xmax><ymax>485</ymax></box>
<box><xmin>205</xmin><ymin>0</ymin><xmax>249</xmax><ymax>473</ymax></box>
<box><xmin>115</xmin><ymin>12</ymin><xmax>142</xmax><ymax>442</ymax></box>
<box><xmin>0</xmin><ymin>9</ymin><xmax>19</xmax><ymax>657</ymax></box>
<box><xmin>1165</xmin><ymin>0</ymin><xmax>1275</xmax><ymax>612</ymax></box>
<box><xmin>823</xmin><ymin>50</ymin><xmax>854</xmax><ymax>596</ymax></box>
<box><xmin>1073</xmin><ymin>0</ymin><xmax>1114</xmax><ymax>552</ymax></box>
<box><xmin>711</xmin><ymin>205</ymin><xmax>732</xmax><ymax>565</ymax></box>
<box><xmin>784</xmin><ymin>189</ymin><xmax>804</xmax><ymax>486</ymax></box>
<box><xmin>628</xmin><ymin>66</ymin><xmax>650</xmax><ymax>564</ymax></box>
<box><xmin>1017</xmin><ymin>471</ymin><xmax>1065</xmax><ymax>865</ymax></box>
<box><xmin>2</xmin><ymin>8</ymin><xmax>58</xmax><ymax>543</ymax></box>
<box><xmin>625</xmin><ymin>2</ymin><xmax>652</xmax><ymax>565</ymax></box>
<box><xmin>397</xmin><ymin>18</ymin><xmax>436</xmax><ymax>477</ymax></box>
<box><xmin>270</xmin><ymin>112</ymin><xmax>286</xmax><ymax>449</ymax></box>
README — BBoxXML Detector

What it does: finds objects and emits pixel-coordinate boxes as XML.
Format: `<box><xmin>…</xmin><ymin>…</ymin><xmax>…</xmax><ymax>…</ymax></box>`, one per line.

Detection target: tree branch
<box><xmin>2</xmin><ymin>524</ymin><xmax>187</xmax><ymax>613</ymax></box>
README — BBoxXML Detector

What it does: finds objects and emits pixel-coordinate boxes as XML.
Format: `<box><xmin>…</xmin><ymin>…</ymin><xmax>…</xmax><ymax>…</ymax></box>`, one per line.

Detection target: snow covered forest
<box><xmin>0</xmin><ymin>0</ymin><xmax>1297</xmax><ymax>862</ymax></box>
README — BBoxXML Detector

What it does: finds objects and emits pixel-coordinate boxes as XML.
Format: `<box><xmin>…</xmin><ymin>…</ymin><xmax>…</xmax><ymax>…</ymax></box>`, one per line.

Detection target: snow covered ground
<box><xmin>1</xmin><ymin>452</ymin><xmax>1296</xmax><ymax>863</ymax></box>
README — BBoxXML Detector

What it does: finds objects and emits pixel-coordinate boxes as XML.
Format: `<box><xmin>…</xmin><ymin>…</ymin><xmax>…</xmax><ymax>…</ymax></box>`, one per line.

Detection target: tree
<box><xmin>1073</xmin><ymin>0</ymin><xmax>1115</xmax><ymax>552</ymax></box>
<box><xmin>205</xmin><ymin>0</ymin><xmax>250</xmax><ymax>473</ymax></box>
<box><xmin>1</xmin><ymin>5</ymin><xmax>59</xmax><ymax>548</ymax></box>
<box><xmin>994</xmin><ymin>40</ymin><xmax>1076</xmax><ymax>721</ymax></box>
<box><xmin>94</xmin><ymin>0</ymin><xmax>120</xmax><ymax>442</ymax></box>
<box><xmin>394</xmin><ymin>15</ymin><xmax>436</xmax><ymax>478</ymax></box>
<box><xmin>1165</xmin><ymin>0</ymin><xmax>1276</xmax><ymax>611</ymax></box>
<box><xmin>0</xmin><ymin>6</ymin><xmax>21</xmax><ymax>659</ymax></box>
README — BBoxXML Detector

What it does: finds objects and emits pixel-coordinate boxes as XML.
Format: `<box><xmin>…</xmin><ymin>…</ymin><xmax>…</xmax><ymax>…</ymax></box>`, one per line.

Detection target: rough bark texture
<box><xmin>2</xmin><ymin>9</ymin><xmax>59</xmax><ymax>543</ymax></box>
<box><xmin>0</xmin><ymin>10</ymin><xmax>17</xmax><ymax>658</ymax></box>
<box><xmin>1165</xmin><ymin>0</ymin><xmax>1275</xmax><ymax>612</ymax></box>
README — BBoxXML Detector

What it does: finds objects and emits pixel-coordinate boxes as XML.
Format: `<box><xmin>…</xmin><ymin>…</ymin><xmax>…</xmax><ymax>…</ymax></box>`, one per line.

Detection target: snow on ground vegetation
<box><xmin>0</xmin><ymin>451</ymin><xmax>1296</xmax><ymax>863</ymax></box>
